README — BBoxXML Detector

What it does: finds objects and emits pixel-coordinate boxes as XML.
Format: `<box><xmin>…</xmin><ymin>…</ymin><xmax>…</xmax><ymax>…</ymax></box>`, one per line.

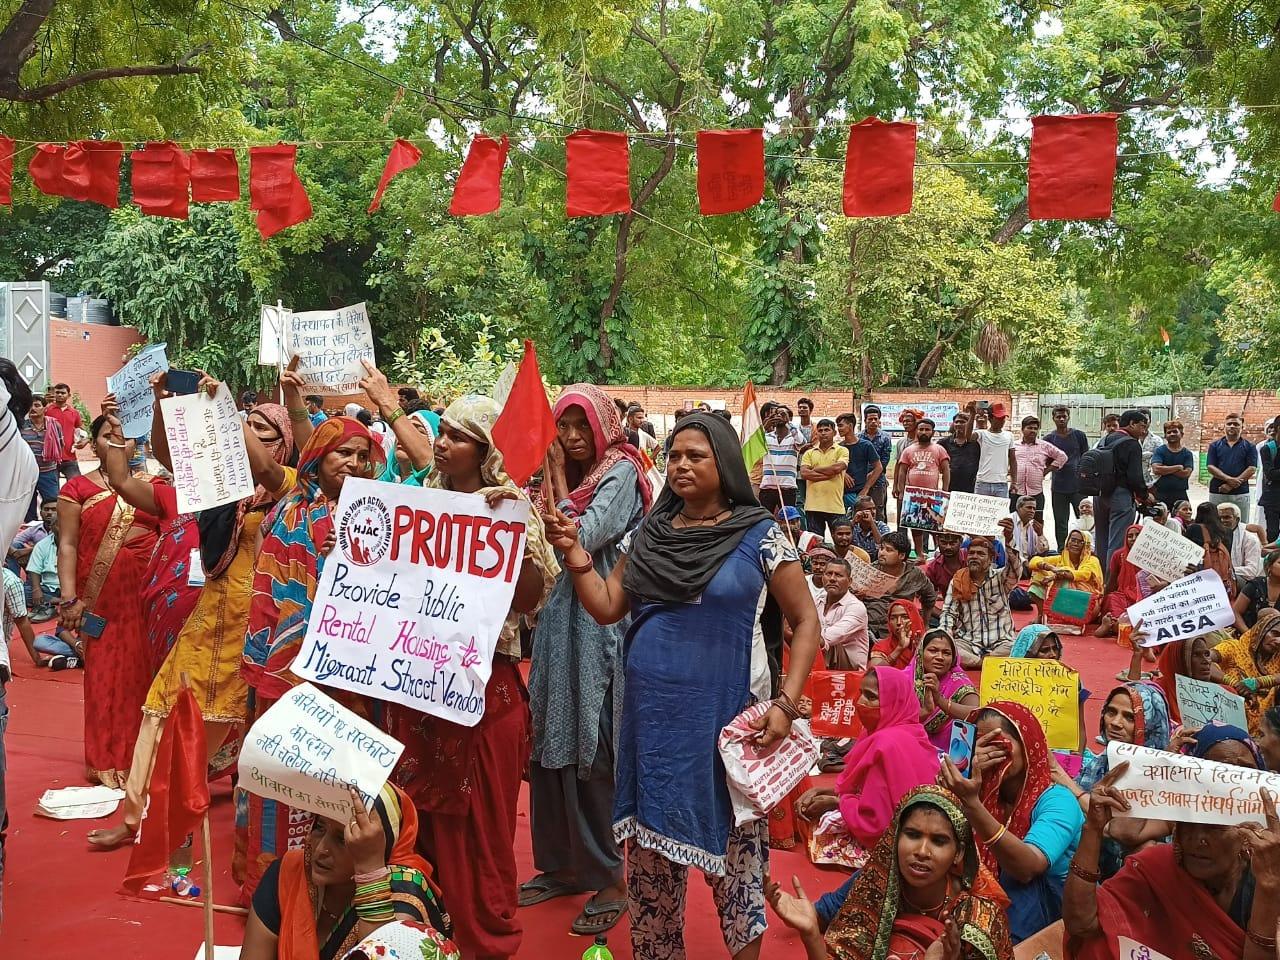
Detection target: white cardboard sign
<box><xmin>286</xmin><ymin>301</ymin><xmax>375</xmax><ymax>394</ymax></box>
<box><xmin>258</xmin><ymin>303</ymin><xmax>292</xmax><ymax>367</ymax></box>
<box><xmin>1126</xmin><ymin>569</ymin><xmax>1234</xmax><ymax>647</ymax></box>
<box><xmin>159</xmin><ymin>384</ymin><xmax>254</xmax><ymax>513</ymax></box>
<box><xmin>1106</xmin><ymin>740</ymin><xmax>1279</xmax><ymax>826</ymax></box>
<box><xmin>106</xmin><ymin>342</ymin><xmax>168</xmax><ymax>438</ymax></box>
<box><xmin>942</xmin><ymin>491</ymin><xmax>1007</xmax><ymax>536</ymax></box>
<box><xmin>1126</xmin><ymin>518</ymin><xmax>1204</xmax><ymax>584</ymax></box>
<box><xmin>290</xmin><ymin>478</ymin><xmax>529</xmax><ymax>727</ymax></box>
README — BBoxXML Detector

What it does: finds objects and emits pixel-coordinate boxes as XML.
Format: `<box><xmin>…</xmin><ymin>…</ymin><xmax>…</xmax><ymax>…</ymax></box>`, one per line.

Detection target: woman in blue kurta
<box><xmin>542</xmin><ymin>411</ymin><xmax>821</xmax><ymax>960</ymax></box>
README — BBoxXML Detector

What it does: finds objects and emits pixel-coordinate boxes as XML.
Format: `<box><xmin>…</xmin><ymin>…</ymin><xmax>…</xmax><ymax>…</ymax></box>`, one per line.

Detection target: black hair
<box><xmin>715</xmin><ymin>409</ymin><xmax>732</xmax><ymax>421</ymax></box>
<box><xmin>304</xmin><ymin>394</ymin><xmax>324</xmax><ymax>406</ymax></box>
<box><xmin>917</xmin><ymin>418</ymin><xmax>935</xmax><ymax>429</ymax></box>
<box><xmin>1193</xmin><ymin>503</ymin><xmax>1229</xmax><ymax>547</ymax></box>
<box><xmin>1265</xmin><ymin>704</ymin><xmax>1280</xmax><ymax>738</ymax></box>
<box><xmin>882</xmin><ymin>530</ymin><xmax>911</xmax><ymax>554</ymax></box>
<box><xmin>798</xmin><ymin>397</ymin><xmax>813</xmax><ymax>407</ymax></box>
<box><xmin>836</xmin><ymin>412</ymin><xmax>856</xmax><ymax>427</ymax></box>
<box><xmin>1052</xmin><ymin>405</ymin><xmax>1070</xmax><ymax>415</ymax></box>
<box><xmin>817</xmin><ymin>417</ymin><xmax>835</xmax><ymax>428</ymax></box>
<box><xmin>1118</xmin><ymin>409</ymin><xmax>1146</xmax><ymax>427</ymax></box>
<box><xmin>398</xmin><ymin>386</ymin><xmax>420</xmax><ymax>400</ymax></box>
<box><xmin>761</xmin><ymin>401</ymin><xmax>777</xmax><ymax>416</ymax></box>
<box><xmin>831</xmin><ymin>517</ymin><xmax>854</xmax><ymax>531</ymax></box>
<box><xmin>864</xmin><ymin>405</ymin><xmax>881</xmax><ymax>416</ymax></box>
<box><xmin>355</xmin><ymin>409</ymin><xmax>373</xmax><ymax>426</ymax></box>
<box><xmin>827</xmin><ymin>556</ymin><xmax>851</xmax><ymax>573</ymax></box>
<box><xmin>974</xmin><ymin>707</ymin><xmax>1021</xmax><ymax>741</ymax></box>
<box><xmin>0</xmin><ymin>359</ymin><xmax>33</xmax><ymax>420</ymax></box>
<box><xmin>89</xmin><ymin>413</ymin><xmax>111</xmax><ymax>441</ymax></box>
<box><xmin>53</xmin><ymin>382</ymin><xmax>69</xmax><ymax>391</ymax></box>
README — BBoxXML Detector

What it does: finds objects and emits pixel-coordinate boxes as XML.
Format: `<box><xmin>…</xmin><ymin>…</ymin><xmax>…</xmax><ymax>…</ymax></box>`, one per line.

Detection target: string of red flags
<box><xmin>2</xmin><ymin>114</ymin><xmax>1271</xmax><ymax>237</ymax></box>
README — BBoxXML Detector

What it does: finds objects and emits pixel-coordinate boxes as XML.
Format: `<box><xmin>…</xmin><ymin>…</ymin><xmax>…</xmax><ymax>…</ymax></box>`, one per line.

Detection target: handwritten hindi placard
<box><xmin>900</xmin><ymin>486</ymin><xmax>949</xmax><ymax>531</ymax></box>
<box><xmin>1126</xmin><ymin>569</ymin><xmax>1234</xmax><ymax>647</ymax></box>
<box><xmin>805</xmin><ymin>670</ymin><xmax>864</xmax><ymax>738</ymax></box>
<box><xmin>943</xmin><ymin>491</ymin><xmax>1007</xmax><ymax>536</ymax></box>
<box><xmin>291</xmin><ymin>479</ymin><xmax>531</xmax><ymax>727</ymax></box>
<box><xmin>286</xmin><ymin>301</ymin><xmax>375</xmax><ymax>394</ymax></box>
<box><xmin>237</xmin><ymin>682</ymin><xmax>404</xmax><ymax>820</ymax></box>
<box><xmin>1107</xmin><ymin>740</ymin><xmax>1280</xmax><ymax>826</ymax></box>
<box><xmin>1175</xmin><ymin>673</ymin><xmax>1249</xmax><ymax>731</ymax></box>
<box><xmin>1117</xmin><ymin>938</ymin><xmax>1173</xmax><ymax>960</ymax></box>
<box><xmin>258</xmin><ymin>303</ymin><xmax>292</xmax><ymax>367</ymax></box>
<box><xmin>105</xmin><ymin>342</ymin><xmax>168</xmax><ymax>438</ymax></box>
<box><xmin>1126</xmin><ymin>518</ymin><xmax>1204</xmax><ymax>584</ymax></box>
<box><xmin>847</xmin><ymin>555</ymin><xmax>900</xmax><ymax>600</ymax></box>
<box><xmin>159</xmin><ymin>384</ymin><xmax>254</xmax><ymax>513</ymax></box>
<box><xmin>980</xmin><ymin>657</ymin><xmax>1081</xmax><ymax>750</ymax></box>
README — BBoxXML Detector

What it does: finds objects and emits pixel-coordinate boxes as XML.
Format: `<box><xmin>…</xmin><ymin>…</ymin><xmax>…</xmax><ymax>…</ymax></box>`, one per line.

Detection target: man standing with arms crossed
<box><xmin>1208</xmin><ymin>413</ymin><xmax>1258</xmax><ymax>523</ymax></box>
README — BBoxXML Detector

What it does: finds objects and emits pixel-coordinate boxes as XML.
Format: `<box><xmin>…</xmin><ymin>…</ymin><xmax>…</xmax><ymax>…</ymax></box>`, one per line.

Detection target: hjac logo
<box><xmin>339</xmin><ymin>496</ymin><xmax>393</xmax><ymax>566</ymax></box>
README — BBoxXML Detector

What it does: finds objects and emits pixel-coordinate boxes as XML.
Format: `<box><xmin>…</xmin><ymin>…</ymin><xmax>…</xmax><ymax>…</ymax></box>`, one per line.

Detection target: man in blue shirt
<box><xmin>859</xmin><ymin>405</ymin><xmax>892</xmax><ymax>523</ymax></box>
<box><xmin>1207</xmin><ymin>413</ymin><xmax>1258</xmax><ymax>523</ymax></box>
<box><xmin>1043</xmin><ymin>405</ymin><xmax>1090</xmax><ymax>552</ymax></box>
<box><xmin>304</xmin><ymin>394</ymin><xmax>329</xmax><ymax>427</ymax></box>
<box><xmin>836</xmin><ymin>412</ymin><xmax>883</xmax><ymax>513</ymax></box>
<box><xmin>1151</xmin><ymin>419</ymin><xmax>1195</xmax><ymax>512</ymax></box>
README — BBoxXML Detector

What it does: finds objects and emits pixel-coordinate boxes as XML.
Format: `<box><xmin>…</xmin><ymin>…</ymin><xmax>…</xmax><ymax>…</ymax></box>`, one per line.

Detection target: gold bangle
<box><xmin>387</xmin><ymin>407</ymin><xmax>405</xmax><ymax>424</ymax></box>
<box><xmin>287</xmin><ymin>408</ymin><xmax>309</xmax><ymax>422</ymax></box>
<box><xmin>985</xmin><ymin>824</ymin><xmax>1008</xmax><ymax>846</ymax></box>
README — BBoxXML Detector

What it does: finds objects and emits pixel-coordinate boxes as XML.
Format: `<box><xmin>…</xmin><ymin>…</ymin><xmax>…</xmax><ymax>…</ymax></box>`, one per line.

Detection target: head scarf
<box><xmin>1153</xmin><ymin>633</ymin><xmax>1224</xmax><ymax>725</ymax></box>
<box><xmin>1010</xmin><ymin>624</ymin><xmax>1057</xmax><ymax>659</ymax></box>
<box><xmin>834</xmin><ymin>666</ymin><xmax>942</xmax><ymax>846</ymax></box>
<box><xmin>377</xmin><ymin>408</ymin><xmax>436</xmax><ymax>486</ymax></box>
<box><xmin>974</xmin><ymin>701</ymin><xmax>1054</xmax><ymax>874</ymax></box>
<box><xmin>1187</xmin><ymin>721</ymin><xmax>1267</xmax><ymax>769</ymax></box>
<box><xmin>1110</xmin><ymin>523</ymin><xmax>1145</xmax><ymax>601</ymax></box>
<box><xmin>242</xmin><ymin>417</ymin><xmax>386</xmax><ymax>697</ymax></box>
<box><xmin>552</xmin><ymin>383</ymin><xmax>653</xmax><ymax>515</ymax></box>
<box><xmin>1078</xmin><ymin>683</ymin><xmax>1172</xmax><ymax>791</ymax></box>
<box><xmin>198</xmin><ymin>402</ymin><xmax>294</xmax><ymax>579</ymax></box>
<box><xmin>870</xmin><ymin>601</ymin><xmax>926</xmax><ymax>669</ymax></box>
<box><xmin>949</xmin><ymin>537</ymin><xmax>995</xmax><ymax>603</ymax></box>
<box><xmin>912</xmin><ymin>630</ymin><xmax>976</xmax><ymax>738</ymax></box>
<box><xmin>621</xmin><ymin>412</ymin><xmax>773</xmax><ymax>604</ymax></box>
<box><xmin>824</xmin><ymin>785</ymin><xmax>1014</xmax><ymax>960</ymax></box>
<box><xmin>278</xmin><ymin>783</ymin><xmax>449</xmax><ymax>960</ymax></box>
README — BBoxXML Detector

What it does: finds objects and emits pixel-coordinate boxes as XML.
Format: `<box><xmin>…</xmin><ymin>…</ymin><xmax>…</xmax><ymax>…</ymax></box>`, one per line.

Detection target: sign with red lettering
<box><xmin>291</xmin><ymin>478</ymin><xmax>530</xmax><ymax>726</ymax></box>
<box><xmin>806</xmin><ymin>670</ymin><xmax>864</xmax><ymax>738</ymax></box>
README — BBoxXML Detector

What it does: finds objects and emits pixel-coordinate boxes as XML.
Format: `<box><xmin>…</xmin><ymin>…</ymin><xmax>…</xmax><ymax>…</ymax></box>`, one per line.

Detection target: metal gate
<box><xmin>1039</xmin><ymin>393</ymin><xmax>1172</xmax><ymax>444</ymax></box>
<box><xmin>1</xmin><ymin>281</ymin><xmax>51</xmax><ymax>393</ymax></box>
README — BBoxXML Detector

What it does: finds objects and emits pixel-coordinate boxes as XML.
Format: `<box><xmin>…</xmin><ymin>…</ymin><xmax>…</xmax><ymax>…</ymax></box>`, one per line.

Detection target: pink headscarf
<box><xmin>834</xmin><ymin>665</ymin><xmax>942</xmax><ymax>847</ymax></box>
<box><xmin>552</xmin><ymin>384</ymin><xmax>653</xmax><ymax>516</ymax></box>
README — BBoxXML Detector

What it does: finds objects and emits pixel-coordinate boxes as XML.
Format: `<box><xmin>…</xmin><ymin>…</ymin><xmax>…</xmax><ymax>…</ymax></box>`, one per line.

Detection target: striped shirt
<box><xmin>762</xmin><ymin>427</ymin><xmax>804</xmax><ymax>490</ymax></box>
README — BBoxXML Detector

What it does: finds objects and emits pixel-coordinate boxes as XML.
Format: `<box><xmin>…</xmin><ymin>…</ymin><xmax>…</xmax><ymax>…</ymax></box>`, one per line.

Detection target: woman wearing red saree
<box><xmin>868</xmin><ymin>600</ymin><xmax>925</xmax><ymax>669</ymax></box>
<box><xmin>56</xmin><ymin>414</ymin><xmax>165</xmax><ymax>787</ymax></box>
<box><xmin>1095</xmin><ymin>524</ymin><xmax>1145</xmax><ymax>637</ymax></box>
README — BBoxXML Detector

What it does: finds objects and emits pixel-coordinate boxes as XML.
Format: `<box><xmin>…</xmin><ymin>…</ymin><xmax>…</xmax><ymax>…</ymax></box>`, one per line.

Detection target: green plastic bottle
<box><xmin>581</xmin><ymin>935</ymin><xmax>613</xmax><ymax>960</ymax></box>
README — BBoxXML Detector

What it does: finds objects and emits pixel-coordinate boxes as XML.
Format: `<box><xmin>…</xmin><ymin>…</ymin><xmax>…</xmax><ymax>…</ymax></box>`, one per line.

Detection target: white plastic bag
<box><xmin>718</xmin><ymin>700</ymin><xmax>819</xmax><ymax>826</ymax></box>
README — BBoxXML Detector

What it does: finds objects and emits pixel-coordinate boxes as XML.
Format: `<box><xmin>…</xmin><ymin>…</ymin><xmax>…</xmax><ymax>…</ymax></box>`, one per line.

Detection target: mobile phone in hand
<box><xmin>166</xmin><ymin>369</ymin><xmax>201</xmax><ymax>395</ymax></box>
<box><xmin>80</xmin><ymin>612</ymin><xmax>107</xmax><ymax>638</ymax></box>
<box><xmin>948</xmin><ymin>721</ymin><xmax>976</xmax><ymax>776</ymax></box>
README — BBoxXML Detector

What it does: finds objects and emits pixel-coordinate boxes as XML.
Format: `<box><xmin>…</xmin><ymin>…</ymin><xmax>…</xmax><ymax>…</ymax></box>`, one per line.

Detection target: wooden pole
<box><xmin>201</xmin><ymin>812</ymin><xmax>216</xmax><ymax>960</ymax></box>
<box><xmin>159</xmin><ymin>896</ymin><xmax>249</xmax><ymax>916</ymax></box>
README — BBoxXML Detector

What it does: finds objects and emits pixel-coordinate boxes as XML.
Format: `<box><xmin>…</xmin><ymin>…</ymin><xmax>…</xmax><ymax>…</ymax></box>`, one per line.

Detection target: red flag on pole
<box><xmin>491</xmin><ymin>340</ymin><xmax>557</xmax><ymax>487</ymax></box>
<box><xmin>131</xmin><ymin>142</ymin><xmax>191</xmax><ymax>219</ymax></box>
<box><xmin>843</xmin><ymin>118</ymin><xmax>917</xmax><ymax>217</ymax></box>
<box><xmin>0</xmin><ymin>136</ymin><xmax>12</xmax><ymax>206</ymax></box>
<box><xmin>368</xmin><ymin>138</ymin><xmax>422</xmax><ymax>213</ymax></box>
<box><xmin>450</xmin><ymin>134</ymin><xmax>509</xmax><ymax>216</ymax></box>
<box><xmin>1028</xmin><ymin>114</ymin><xmax>1119</xmax><ymax>220</ymax></box>
<box><xmin>29</xmin><ymin>141</ymin><xmax>123</xmax><ymax>207</ymax></box>
<box><xmin>696</xmin><ymin>129</ymin><xmax>764</xmax><ymax>215</ymax></box>
<box><xmin>123</xmin><ymin>687</ymin><xmax>209</xmax><ymax>892</ymax></box>
<box><xmin>190</xmin><ymin>149</ymin><xmax>240</xmax><ymax>202</ymax></box>
<box><xmin>566</xmin><ymin>130</ymin><xmax>630</xmax><ymax>217</ymax></box>
<box><xmin>249</xmin><ymin>144</ymin><xmax>312</xmax><ymax>239</ymax></box>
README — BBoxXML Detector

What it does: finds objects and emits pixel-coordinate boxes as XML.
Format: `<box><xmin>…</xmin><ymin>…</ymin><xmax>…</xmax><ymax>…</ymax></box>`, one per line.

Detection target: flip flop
<box><xmin>570</xmin><ymin>896</ymin><xmax>628</xmax><ymax>936</ymax></box>
<box><xmin>518</xmin><ymin>874</ymin><xmax>584</xmax><ymax>907</ymax></box>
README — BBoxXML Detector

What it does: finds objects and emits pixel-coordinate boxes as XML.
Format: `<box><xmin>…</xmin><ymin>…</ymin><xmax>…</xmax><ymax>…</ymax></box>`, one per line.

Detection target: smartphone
<box><xmin>81</xmin><ymin>612</ymin><xmax>108</xmax><ymax>638</ymax></box>
<box><xmin>948</xmin><ymin>721</ymin><xmax>976</xmax><ymax>776</ymax></box>
<box><xmin>1034</xmin><ymin>509</ymin><xmax>1045</xmax><ymax>524</ymax></box>
<box><xmin>166</xmin><ymin>369</ymin><xmax>201</xmax><ymax>395</ymax></box>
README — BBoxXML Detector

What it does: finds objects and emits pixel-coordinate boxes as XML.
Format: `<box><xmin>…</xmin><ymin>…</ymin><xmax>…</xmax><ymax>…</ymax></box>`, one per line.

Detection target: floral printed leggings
<box><xmin>625</xmin><ymin>821</ymin><xmax>768</xmax><ymax>960</ymax></box>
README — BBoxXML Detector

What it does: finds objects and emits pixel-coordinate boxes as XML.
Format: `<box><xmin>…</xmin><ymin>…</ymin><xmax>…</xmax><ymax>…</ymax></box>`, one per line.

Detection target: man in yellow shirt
<box><xmin>800</xmin><ymin>418</ymin><xmax>850</xmax><ymax>540</ymax></box>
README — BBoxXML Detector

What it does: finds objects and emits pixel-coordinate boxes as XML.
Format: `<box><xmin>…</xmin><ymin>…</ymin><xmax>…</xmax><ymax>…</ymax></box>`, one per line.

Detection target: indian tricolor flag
<box><xmin>740</xmin><ymin>381</ymin><xmax>766</xmax><ymax>470</ymax></box>
<box><xmin>1159</xmin><ymin>326</ymin><xmax>1171</xmax><ymax>349</ymax></box>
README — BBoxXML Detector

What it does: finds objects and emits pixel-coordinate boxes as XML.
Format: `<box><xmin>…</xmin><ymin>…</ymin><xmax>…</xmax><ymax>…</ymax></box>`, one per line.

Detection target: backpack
<box><xmin>1077</xmin><ymin>432</ymin><xmax>1122</xmax><ymax>496</ymax></box>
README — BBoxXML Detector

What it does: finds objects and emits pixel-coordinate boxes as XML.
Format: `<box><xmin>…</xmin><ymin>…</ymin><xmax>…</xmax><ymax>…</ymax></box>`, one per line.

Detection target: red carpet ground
<box><xmin>0</xmin><ymin>616</ymin><xmax>1130</xmax><ymax>958</ymax></box>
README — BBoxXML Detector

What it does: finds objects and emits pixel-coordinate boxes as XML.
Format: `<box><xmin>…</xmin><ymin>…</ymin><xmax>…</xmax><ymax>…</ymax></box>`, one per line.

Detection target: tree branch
<box><xmin>992</xmin><ymin>198</ymin><xmax>1029</xmax><ymax>245</ymax></box>
<box><xmin>0</xmin><ymin>0</ymin><xmax>57</xmax><ymax>80</ymax></box>
<box><xmin>1</xmin><ymin>61</ymin><xmax>202</xmax><ymax>102</ymax></box>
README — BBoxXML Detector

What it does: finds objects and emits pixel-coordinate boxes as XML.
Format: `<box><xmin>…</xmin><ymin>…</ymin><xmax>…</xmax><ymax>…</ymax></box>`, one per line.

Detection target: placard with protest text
<box><xmin>1107</xmin><ymin>740</ymin><xmax>1280</xmax><ymax>826</ymax></box>
<box><xmin>1126</xmin><ymin>569</ymin><xmax>1234</xmax><ymax>647</ymax></box>
<box><xmin>942</xmin><ymin>491</ymin><xmax>1007</xmax><ymax>537</ymax></box>
<box><xmin>1175</xmin><ymin>673</ymin><xmax>1249</xmax><ymax>731</ymax></box>
<box><xmin>1126</xmin><ymin>518</ymin><xmax>1205</xmax><ymax>585</ymax></box>
<box><xmin>159</xmin><ymin>384</ymin><xmax>254</xmax><ymax>513</ymax></box>
<box><xmin>105</xmin><ymin>342</ymin><xmax>168</xmax><ymax>438</ymax></box>
<box><xmin>979</xmin><ymin>656</ymin><xmax>1081</xmax><ymax>751</ymax></box>
<box><xmin>286</xmin><ymin>301</ymin><xmax>375</xmax><ymax>394</ymax></box>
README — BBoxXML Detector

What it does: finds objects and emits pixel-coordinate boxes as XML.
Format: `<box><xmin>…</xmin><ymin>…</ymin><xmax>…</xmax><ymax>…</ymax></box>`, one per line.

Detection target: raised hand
<box><xmin>1084</xmin><ymin>762</ymin><xmax>1131</xmax><ymax>831</ymax></box>
<box><xmin>764</xmin><ymin>873</ymin><xmax>820</xmax><ymax>940</ymax></box>
<box><xmin>343</xmin><ymin>784</ymin><xmax>387</xmax><ymax>874</ymax></box>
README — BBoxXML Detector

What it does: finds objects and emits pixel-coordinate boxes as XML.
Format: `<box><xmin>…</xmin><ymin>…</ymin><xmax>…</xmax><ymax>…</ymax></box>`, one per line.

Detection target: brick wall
<box><xmin>48</xmin><ymin>320</ymin><xmax>146</xmax><ymax>413</ymax></box>
<box><xmin>1200</xmin><ymin>390</ymin><xmax>1280</xmax><ymax>444</ymax></box>
<box><xmin>1171</xmin><ymin>393</ymin><xmax>1204</xmax><ymax>453</ymax></box>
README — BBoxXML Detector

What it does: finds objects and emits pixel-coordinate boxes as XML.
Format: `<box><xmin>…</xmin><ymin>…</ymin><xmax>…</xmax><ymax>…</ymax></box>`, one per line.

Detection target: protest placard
<box><xmin>237</xmin><ymin>682</ymin><xmax>404</xmax><ymax>820</ymax></box>
<box><xmin>1126</xmin><ymin>569</ymin><xmax>1234</xmax><ymax>647</ymax></box>
<box><xmin>258</xmin><ymin>302</ymin><xmax>291</xmax><ymax>367</ymax></box>
<box><xmin>900</xmin><ymin>486</ymin><xmax>949</xmax><ymax>531</ymax></box>
<box><xmin>861</xmin><ymin>402</ymin><xmax>960</xmax><ymax>433</ymax></box>
<box><xmin>105</xmin><ymin>342</ymin><xmax>168</xmax><ymax>438</ymax></box>
<box><xmin>806</xmin><ymin>670</ymin><xmax>864</xmax><ymax>738</ymax></box>
<box><xmin>1126</xmin><ymin>518</ymin><xmax>1204</xmax><ymax>584</ymax></box>
<box><xmin>286</xmin><ymin>301</ymin><xmax>375</xmax><ymax>394</ymax></box>
<box><xmin>1106</xmin><ymin>740</ymin><xmax>1280</xmax><ymax>826</ymax></box>
<box><xmin>1175</xmin><ymin>673</ymin><xmax>1249</xmax><ymax>731</ymax></box>
<box><xmin>1118</xmin><ymin>938</ymin><xmax>1173</xmax><ymax>960</ymax></box>
<box><xmin>980</xmin><ymin>657</ymin><xmax>1081</xmax><ymax>750</ymax></box>
<box><xmin>943</xmin><ymin>491</ymin><xmax>1007</xmax><ymax>536</ymax></box>
<box><xmin>159</xmin><ymin>384</ymin><xmax>254</xmax><ymax>513</ymax></box>
<box><xmin>291</xmin><ymin>478</ymin><xmax>530</xmax><ymax>727</ymax></box>
<box><xmin>847</xmin><ymin>554</ymin><xmax>900</xmax><ymax>599</ymax></box>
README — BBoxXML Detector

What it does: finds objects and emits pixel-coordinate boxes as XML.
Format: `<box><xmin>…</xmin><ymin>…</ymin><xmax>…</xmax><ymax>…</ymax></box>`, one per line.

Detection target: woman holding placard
<box><xmin>1095</xmin><ymin>524</ymin><xmax>1147</xmax><ymax>638</ymax></box>
<box><xmin>238</xmin><ymin>416</ymin><xmax>387</xmax><ymax>898</ymax></box>
<box><xmin>1151</xmin><ymin>633</ymin><xmax>1227</xmax><ymax>726</ymax></box>
<box><xmin>542</xmin><ymin>411</ymin><xmax>820</xmax><ymax>960</ymax></box>
<box><xmin>390</xmin><ymin>394</ymin><xmax>557</xmax><ymax>960</ymax></box>
<box><xmin>1213</xmin><ymin>607</ymin><xmax>1280</xmax><ymax>738</ymax></box>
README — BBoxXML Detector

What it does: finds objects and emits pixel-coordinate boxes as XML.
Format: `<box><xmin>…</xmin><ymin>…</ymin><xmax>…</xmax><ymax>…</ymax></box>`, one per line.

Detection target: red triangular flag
<box><xmin>249</xmin><ymin>144</ymin><xmax>312</xmax><ymax>239</ymax></box>
<box><xmin>190</xmin><ymin>149</ymin><xmax>240</xmax><ymax>202</ymax></box>
<box><xmin>450</xmin><ymin>134</ymin><xmax>508</xmax><ymax>216</ymax></box>
<box><xmin>843</xmin><ymin>118</ymin><xmax>917</xmax><ymax>217</ymax></box>
<box><xmin>369</xmin><ymin>138</ymin><xmax>422</xmax><ymax>213</ymax></box>
<box><xmin>123</xmin><ymin>688</ymin><xmax>209</xmax><ymax>892</ymax></box>
<box><xmin>566</xmin><ymin>130</ymin><xmax>630</xmax><ymax>216</ymax></box>
<box><xmin>1028</xmin><ymin>114</ymin><xmax>1119</xmax><ymax>220</ymax></box>
<box><xmin>696</xmin><ymin>129</ymin><xmax>764</xmax><ymax>215</ymax></box>
<box><xmin>491</xmin><ymin>340</ymin><xmax>556</xmax><ymax>487</ymax></box>
<box><xmin>0</xmin><ymin>136</ymin><xmax>12</xmax><ymax>206</ymax></box>
<box><xmin>131</xmin><ymin>142</ymin><xmax>191</xmax><ymax>219</ymax></box>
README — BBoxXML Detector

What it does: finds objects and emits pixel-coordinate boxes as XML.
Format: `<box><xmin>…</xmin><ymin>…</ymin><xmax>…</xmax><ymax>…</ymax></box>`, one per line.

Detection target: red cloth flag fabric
<box><xmin>369</xmin><ymin>138</ymin><xmax>422</xmax><ymax>213</ymax></box>
<box><xmin>565</xmin><ymin>130</ymin><xmax>630</xmax><ymax>217</ymax></box>
<box><xmin>131</xmin><ymin>142</ymin><xmax>191</xmax><ymax>219</ymax></box>
<box><xmin>1028</xmin><ymin>113</ymin><xmax>1119</xmax><ymax>220</ymax></box>
<box><xmin>122</xmin><ymin>687</ymin><xmax>209</xmax><ymax>892</ymax></box>
<box><xmin>843</xmin><ymin>118</ymin><xmax>917</xmax><ymax>217</ymax></box>
<box><xmin>491</xmin><ymin>340</ymin><xmax>556</xmax><ymax>487</ymax></box>
<box><xmin>0</xmin><ymin>136</ymin><xmax>12</xmax><ymax>206</ymax></box>
<box><xmin>29</xmin><ymin>141</ymin><xmax>123</xmax><ymax>207</ymax></box>
<box><xmin>805</xmin><ymin>670</ymin><xmax>865</xmax><ymax>738</ymax></box>
<box><xmin>249</xmin><ymin>144</ymin><xmax>312</xmax><ymax>239</ymax></box>
<box><xmin>190</xmin><ymin>148</ymin><xmax>240</xmax><ymax>202</ymax></box>
<box><xmin>450</xmin><ymin>134</ymin><xmax>509</xmax><ymax>216</ymax></box>
<box><xmin>1273</xmin><ymin>190</ymin><xmax>1280</xmax><ymax>214</ymax></box>
<box><xmin>696</xmin><ymin>129</ymin><xmax>764</xmax><ymax>215</ymax></box>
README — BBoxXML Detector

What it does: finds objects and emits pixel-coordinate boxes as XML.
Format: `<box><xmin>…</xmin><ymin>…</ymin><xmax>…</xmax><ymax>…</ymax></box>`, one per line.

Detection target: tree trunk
<box><xmin>845</xmin><ymin>229</ymin><xmax>873</xmax><ymax>394</ymax></box>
